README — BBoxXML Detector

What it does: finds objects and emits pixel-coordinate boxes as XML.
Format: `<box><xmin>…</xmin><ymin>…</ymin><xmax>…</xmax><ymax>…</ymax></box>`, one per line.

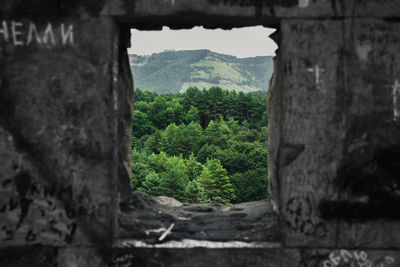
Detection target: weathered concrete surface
<box><xmin>1</xmin><ymin>0</ymin><xmax>400</xmax><ymax>266</ymax></box>
<box><xmin>117</xmin><ymin>32</ymin><xmax>135</xmax><ymax>204</ymax></box>
<box><xmin>270</xmin><ymin>17</ymin><xmax>400</xmax><ymax>251</ymax></box>
<box><xmin>267</xmin><ymin>53</ymin><xmax>282</xmax><ymax>213</ymax></box>
<box><xmin>333</xmin><ymin>19</ymin><xmax>400</xmax><ymax>249</ymax></box>
<box><xmin>2</xmin><ymin>1</ymin><xmax>400</xmax><ymax>29</ymax></box>
<box><xmin>281</xmin><ymin>249</ymin><xmax>400</xmax><ymax>267</ymax></box>
<box><xmin>277</xmin><ymin>19</ymin><xmax>344</xmax><ymax>247</ymax></box>
<box><xmin>112</xmin><ymin>247</ymin><xmax>281</xmax><ymax>267</ymax></box>
<box><xmin>0</xmin><ymin>18</ymin><xmax>119</xmax><ymax>246</ymax></box>
<box><xmin>58</xmin><ymin>248</ymin><xmax>108</xmax><ymax>267</ymax></box>
<box><xmin>274</xmin><ymin>17</ymin><xmax>400</xmax><ymax>250</ymax></box>
<box><xmin>1</xmin><ymin>246</ymin><xmax>399</xmax><ymax>267</ymax></box>
<box><xmin>0</xmin><ymin>246</ymin><xmax>58</xmax><ymax>267</ymax></box>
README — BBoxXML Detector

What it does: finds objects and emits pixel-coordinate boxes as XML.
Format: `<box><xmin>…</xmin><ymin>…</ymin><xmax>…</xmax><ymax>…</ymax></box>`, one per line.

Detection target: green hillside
<box><xmin>129</xmin><ymin>50</ymin><xmax>274</xmax><ymax>95</ymax></box>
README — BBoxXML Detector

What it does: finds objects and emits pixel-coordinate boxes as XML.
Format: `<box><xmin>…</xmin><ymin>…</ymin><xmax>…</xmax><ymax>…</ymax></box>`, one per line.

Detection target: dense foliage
<box><xmin>131</xmin><ymin>87</ymin><xmax>269</xmax><ymax>204</ymax></box>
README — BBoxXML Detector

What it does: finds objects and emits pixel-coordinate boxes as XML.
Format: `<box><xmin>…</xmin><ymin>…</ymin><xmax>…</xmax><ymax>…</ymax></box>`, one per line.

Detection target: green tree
<box><xmin>131</xmin><ymin>149</ymin><xmax>151</xmax><ymax>189</ymax></box>
<box><xmin>230</xmin><ymin>169</ymin><xmax>269</xmax><ymax>203</ymax></box>
<box><xmin>198</xmin><ymin>159</ymin><xmax>236</xmax><ymax>205</ymax></box>
<box><xmin>132</xmin><ymin>110</ymin><xmax>156</xmax><ymax>138</ymax></box>
<box><xmin>145</xmin><ymin>129</ymin><xmax>162</xmax><ymax>153</ymax></box>
<box><xmin>134</xmin><ymin>89</ymin><xmax>157</xmax><ymax>102</ymax></box>
<box><xmin>208</xmin><ymin>87</ymin><xmax>224</xmax><ymax>121</ymax></box>
<box><xmin>138</xmin><ymin>172</ymin><xmax>162</xmax><ymax>196</ymax></box>
<box><xmin>181</xmin><ymin>122</ymin><xmax>203</xmax><ymax>156</ymax></box>
<box><xmin>149</xmin><ymin>96</ymin><xmax>169</xmax><ymax>129</ymax></box>
<box><xmin>158</xmin><ymin>156</ymin><xmax>189</xmax><ymax>201</ymax></box>
<box><xmin>159</xmin><ymin>123</ymin><xmax>185</xmax><ymax>156</ymax></box>
<box><xmin>196</xmin><ymin>144</ymin><xmax>221</xmax><ymax>164</ymax></box>
<box><xmin>213</xmin><ymin>148</ymin><xmax>249</xmax><ymax>174</ymax></box>
<box><xmin>184</xmin><ymin>180</ymin><xmax>208</xmax><ymax>203</ymax></box>
<box><xmin>169</xmin><ymin>98</ymin><xmax>185</xmax><ymax>125</ymax></box>
<box><xmin>134</xmin><ymin>101</ymin><xmax>151</xmax><ymax>115</ymax></box>
<box><xmin>185</xmin><ymin>105</ymin><xmax>199</xmax><ymax>124</ymax></box>
<box><xmin>203</xmin><ymin>118</ymin><xmax>231</xmax><ymax>148</ymax></box>
<box><xmin>182</xmin><ymin>87</ymin><xmax>201</xmax><ymax>110</ymax></box>
<box><xmin>184</xmin><ymin>153</ymin><xmax>203</xmax><ymax>180</ymax></box>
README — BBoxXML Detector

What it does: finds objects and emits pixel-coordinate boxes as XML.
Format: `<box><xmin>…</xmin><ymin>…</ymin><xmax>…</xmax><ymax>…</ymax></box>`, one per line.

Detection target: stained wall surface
<box><xmin>0</xmin><ymin>18</ymin><xmax>119</xmax><ymax>248</ymax></box>
<box><xmin>0</xmin><ymin>0</ymin><xmax>400</xmax><ymax>266</ymax></box>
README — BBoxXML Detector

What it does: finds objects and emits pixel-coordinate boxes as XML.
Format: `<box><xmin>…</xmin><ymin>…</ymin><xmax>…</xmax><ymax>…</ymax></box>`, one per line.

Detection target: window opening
<box><xmin>122</xmin><ymin>26</ymin><xmax>278</xmax><ymax>244</ymax></box>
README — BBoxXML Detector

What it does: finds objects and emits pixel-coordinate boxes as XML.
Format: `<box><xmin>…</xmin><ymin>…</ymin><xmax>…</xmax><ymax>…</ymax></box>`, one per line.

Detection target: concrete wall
<box><xmin>0</xmin><ymin>17</ymin><xmax>119</xmax><ymax>248</ymax></box>
<box><xmin>276</xmin><ymin>18</ymin><xmax>400</xmax><ymax>249</ymax></box>
<box><xmin>1</xmin><ymin>0</ymin><xmax>400</xmax><ymax>266</ymax></box>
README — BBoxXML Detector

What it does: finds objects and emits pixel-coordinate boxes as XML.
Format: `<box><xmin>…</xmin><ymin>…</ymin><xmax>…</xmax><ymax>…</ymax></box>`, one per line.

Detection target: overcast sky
<box><xmin>128</xmin><ymin>26</ymin><xmax>277</xmax><ymax>58</ymax></box>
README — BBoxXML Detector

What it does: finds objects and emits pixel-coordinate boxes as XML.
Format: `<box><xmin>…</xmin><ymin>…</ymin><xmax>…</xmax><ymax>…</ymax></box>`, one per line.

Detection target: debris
<box><xmin>159</xmin><ymin>223</ymin><xmax>175</xmax><ymax>241</ymax></box>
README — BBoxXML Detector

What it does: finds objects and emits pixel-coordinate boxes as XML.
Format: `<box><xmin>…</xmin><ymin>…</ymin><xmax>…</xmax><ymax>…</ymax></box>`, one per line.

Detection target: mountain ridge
<box><xmin>129</xmin><ymin>49</ymin><xmax>274</xmax><ymax>95</ymax></box>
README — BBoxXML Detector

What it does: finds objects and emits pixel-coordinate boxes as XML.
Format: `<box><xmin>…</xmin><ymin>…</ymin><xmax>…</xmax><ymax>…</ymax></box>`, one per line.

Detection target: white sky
<box><xmin>128</xmin><ymin>26</ymin><xmax>277</xmax><ymax>58</ymax></box>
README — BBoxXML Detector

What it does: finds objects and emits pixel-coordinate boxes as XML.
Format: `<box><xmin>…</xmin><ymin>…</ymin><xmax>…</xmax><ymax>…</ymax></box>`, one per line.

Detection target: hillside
<box><xmin>129</xmin><ymin>50</ymin><xmax>274</xmax><ymax>94</ymax></box>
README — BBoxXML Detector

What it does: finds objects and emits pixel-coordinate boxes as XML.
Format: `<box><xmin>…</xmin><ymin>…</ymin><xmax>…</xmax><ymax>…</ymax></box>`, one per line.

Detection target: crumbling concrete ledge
<box><xmin>118</xmin><ymin>191</ymin><xmax>279</xmax><ymax>243</ymax></box>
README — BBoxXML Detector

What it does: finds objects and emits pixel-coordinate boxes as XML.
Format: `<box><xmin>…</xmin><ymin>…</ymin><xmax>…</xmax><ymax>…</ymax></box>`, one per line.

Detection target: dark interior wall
<box><xmin>330</xmin><ymin>19</ymin><xmax>400</xmax><ymax>248</ymax></box>
<box><xmin>117</xmin><ymin>27</ymin><xmax>135</xmax><ymax>204</ymax></box>
<box><xmin>267</xmin><ymin>51</ymin><xmax>282</xmax><ymax>213</ymax></box>
<box><xmin>1</xmin><ymin>0</ymin><xmax>400</xmax><ymax>266</ymax></box>
<box><xmin>278</xmin><ymin>18</ymin><xmax>344</xmax><ymax>248</ymax></box>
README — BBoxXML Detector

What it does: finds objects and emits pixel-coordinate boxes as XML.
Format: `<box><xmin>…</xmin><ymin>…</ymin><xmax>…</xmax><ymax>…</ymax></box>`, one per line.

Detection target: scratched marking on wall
<box><xmin>285</xmin><ymin>196</ymin><xmax>328</xmax><ymax>237</ymax></box>
<box><xmin>392</xmin><ymin>79</ymin><xmax>400</xmax><ymax>121</ymax></box>
<box><xmin>298</xmin><ymin>0</ymin><xmax>310</xmax><ymax>8</ymax></box>
<box><xmin>0</xmin><ymin>177</ymin><xmax>77</xmax><ymax>244</ymax></box>
<box><xmin>307</xmin><ymin>64</ymin><xmax>325</xmax><ymax>90</ymax></box>
<box><xmin>0</xmin><ymin>21</ymin><xmax>74</xmax><ymax>46</ymax></box>
<box><xmin>323</xmin><ymin>250</ymin><xmax>395</xmax><ymax>267</ymax></box>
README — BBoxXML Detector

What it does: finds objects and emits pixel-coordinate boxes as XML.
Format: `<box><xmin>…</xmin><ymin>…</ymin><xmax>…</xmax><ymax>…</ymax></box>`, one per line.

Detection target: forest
<box><xmin>131</xmin><ymin>87</ymin><xmax>269</xmax><ymax>205</ymax></box>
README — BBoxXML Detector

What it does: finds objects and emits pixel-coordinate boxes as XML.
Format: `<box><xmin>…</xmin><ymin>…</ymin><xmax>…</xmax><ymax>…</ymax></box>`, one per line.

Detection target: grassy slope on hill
<box><xmin>129</xmin><ymin>50</ymin><xmax>273</xmax><ymax>95</ymax></box>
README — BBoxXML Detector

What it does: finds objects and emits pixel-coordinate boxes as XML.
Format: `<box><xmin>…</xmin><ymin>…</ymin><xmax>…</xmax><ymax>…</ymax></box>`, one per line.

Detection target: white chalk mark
<box><xmin>177</xmin><ymin>217</ymin><xmax>190</xmax><ymax>221</ymax></box>
<box><xmin>323</xmin><ymin>250</ymin><xmax>380</xmax><ymax>267</ymax></box>
<box><xmin>393</xmin><ymin>79</ymin><xmax>400</xmax><ymax>121</ymax></box>
<box><xmin>61</xmin><ymin>23</ymin><xmax>74</xmax><ymax>45</ymax></box>
<box><xmin>356</xmin><ymin>44</ymin><xmax>372</xmax><ymax>62</ymax></box>
<box><xmin>323</xmin><ymin>260</ymin><xmax>334</xmax><ymax>267</ymax></box>
<box><xmin>163</xmin><ymin>0</ymin><xmax>175</xmax><ymax>5</ymax></box>
<box><xmin>329</xmin><ymin>252</ymin><xmax>341</xmax><ymax>266</ymax></box>
<box><xmin>299</xmin><ymin>0</ymin><xmax>310</xmax><ymax>8</ymax></box>
<box><xmin>0</xmin><ymin>21</ymin><xmax>76</xmax><ymax>46</ymax></box>
<box><xmin>158</xmin><ymin>223</ymin><xmax>175</xmax><ymax>241</ymax></box>
<box><xmin>385</xmin><ymin>256</ymin><xmax>395</xmax><ymax>264</ymax></box>
<box><xmin>0</xmin><ymin>20</ymin><xmax>9</xmax><ymax>42</ymax></box>
<box><xmin>11</xmin><ymin>21</ymin><xmax>23</xmax><ymax>46</ymax></box>
<box><xmin>115</xmin><ymin>239</ymin><xmax>282</xmax><ymax>249</ymax></box>
<box><xmin>144</xmin><ymin>227</ymin><xmax>167</xmax><ymax>235</ymax></box>
<box><xmin>27</xmin><ymin>22</ymin><xmax>42</xmax><ymax>45</ymax></box>
<box><xmin>43</xmin><ymin>23</ymin><xmax>55</xmax><ymax>45</ymax></box>
<box><xmin>307</xmin><ymin>64</ymin><xmax>325</xmax><ymax>90</ymax></box>
<box><xmin>340</xmin><ymin>249</ymin><xmax>354</xmax><ymax>263</ymax></box>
